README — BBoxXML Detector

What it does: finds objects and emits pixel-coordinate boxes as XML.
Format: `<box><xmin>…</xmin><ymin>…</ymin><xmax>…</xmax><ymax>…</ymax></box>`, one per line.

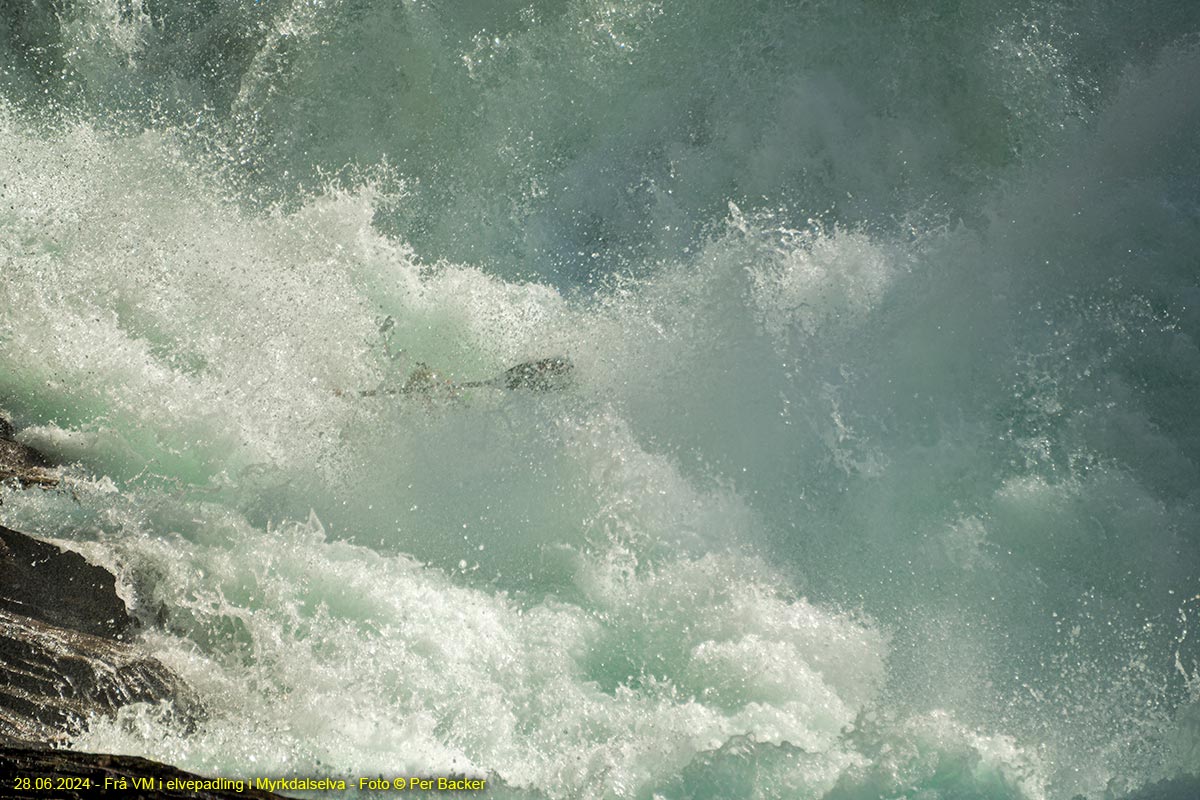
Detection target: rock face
<box><xmin>0</xmin><ymin>416</ymin><xmax>285</xmax><ymax>798</ymax></box>
<box><xmin>0</xmin><ymin>525</ymin><xmax>183</xmax><ymax>747</ymax></box>
<box><xmin>0</xmin><ymin>526</ymin><xmax>132</xmax><ymax>638</ymax></box>
<box><xmin>0</xmin><ymin>415</ymin><xmax>57</xmax><ymax>488</ymax></box>
<box><xmin>0</xmin><ymin>606</ymin><xmax>181</xmax><ymax>747</ymax></box>
<box><xmin>0</xmin><ymin>747</ymin><xmax>285</xmax><ymax>799</ymax></box>
<box><xmin>0</xmin><ymin>521</ymin><xmax>259</xmax><ymax>799</ymax></box>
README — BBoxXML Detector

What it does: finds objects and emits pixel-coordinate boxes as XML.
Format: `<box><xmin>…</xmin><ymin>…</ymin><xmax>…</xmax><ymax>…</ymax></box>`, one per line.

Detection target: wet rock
<box><xmin>0</xmin><ymin>417</ymin><xmax>57</xmax><ymax>489</ymax></box>
<box><xmin>0</xmin><ymin>609</ymin><xmax>181</xmax><ymax>746</ymax></box>
<box><xmin>0</xmin><ymin>747</ymin><xmax>285</xmax><ymax>799</ymax></box>
<box><xmin>0</xmin><ymin>422</ymin><xmax>215</xmax><ymax>791</ymax></box>
<box><xmin>0</xmin><ymin>526</ymin><xmax>187</xmax><ymax>747</ymax></box>
<box><xmin>0</xmin><ymin>526</ymin><xmax>132</xmax><ymax>638</ymax></box>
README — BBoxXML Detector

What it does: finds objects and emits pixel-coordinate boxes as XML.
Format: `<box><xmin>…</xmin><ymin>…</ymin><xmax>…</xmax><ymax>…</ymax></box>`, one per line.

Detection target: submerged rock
<box><xmin>0</xmin><ymin>525</ymin><xmax>187</xmax><ymax>747</ymax></box>
<box><xmin>0</xmin><ymin>747</ymin><xmax>285</xmax><ymax>799</ymax></box>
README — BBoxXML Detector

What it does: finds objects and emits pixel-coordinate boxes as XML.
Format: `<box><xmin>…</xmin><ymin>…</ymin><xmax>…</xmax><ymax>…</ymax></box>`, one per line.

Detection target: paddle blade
<box><xmin>500</xmin><ymin>356</ymin><xmax>575</xmax><ymax>391</ymax></box>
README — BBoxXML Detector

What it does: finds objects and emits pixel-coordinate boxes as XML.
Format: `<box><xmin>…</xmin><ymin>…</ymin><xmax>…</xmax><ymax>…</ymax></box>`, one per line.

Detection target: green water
<box><xmin>1</xmin><ymin>1</ymin><xmax>1199</xmax><ymax>797</ymax></box>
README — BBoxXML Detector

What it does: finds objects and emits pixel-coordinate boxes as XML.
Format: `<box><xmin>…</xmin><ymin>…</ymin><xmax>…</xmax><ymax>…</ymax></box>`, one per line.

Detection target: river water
<box><xmin>2</xmin><ymin>1</ymin><xmax>1199</xmax><ymax>797</ymax></box>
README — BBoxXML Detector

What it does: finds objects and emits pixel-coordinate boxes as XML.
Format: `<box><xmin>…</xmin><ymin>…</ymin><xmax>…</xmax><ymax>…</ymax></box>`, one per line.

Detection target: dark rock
<box><xmin>0</xmin><ymin>441</ymin><xmax>50</xmax><ymax>470</ymax></box>
<box><xmin>0</xmin><ymin>418</ymin><xmax>57</xmax><ymax>489</ymax></box>
<box><xmin>0</xmin><ymin>609</ymin><xmax>180</xmax><ymax>746</ymax></box>
<box><xmin>0</xmin><ymin>527</ymin><xmax>132</xmax><ymax>638</ymax></box>
<box><xmin>0</xmin><ymin>526</ymin><xmax>188</xmax><ymax>747</ymax></box>
<box><xmin>0</xmin><ymin>747</ymin><xmax>285</xmax><ymax>799</ymax></box>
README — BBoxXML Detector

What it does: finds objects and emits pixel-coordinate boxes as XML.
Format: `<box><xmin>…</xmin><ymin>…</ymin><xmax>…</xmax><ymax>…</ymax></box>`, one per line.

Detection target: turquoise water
<box><xmin>2</xmin><ymin>1</ymin><xmax>1199</xmax><ymax>797</ymax></box>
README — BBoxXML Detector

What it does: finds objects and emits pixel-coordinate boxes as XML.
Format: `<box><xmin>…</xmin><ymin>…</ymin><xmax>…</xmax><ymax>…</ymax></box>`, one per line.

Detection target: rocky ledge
<box><xmin>0</xmin><ymin>524</ymin><xmax>182</xmax><ymax>747</ymax></box>
<box><xmin>0</xmin><ymin>418</ymin><xmax>57</xmax><ymax>489</ymax></box>
<box><xmin>0</xmin><ymin>414</ymin><xmax>281</xmax><ymax>798</ymax></box>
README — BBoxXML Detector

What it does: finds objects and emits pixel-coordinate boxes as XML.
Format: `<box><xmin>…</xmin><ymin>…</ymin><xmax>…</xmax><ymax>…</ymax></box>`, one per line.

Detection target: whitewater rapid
<box><xmin>2</xmin><ymin>1</ymin><xmax>1200</xmax><ymax>798</ymax></box>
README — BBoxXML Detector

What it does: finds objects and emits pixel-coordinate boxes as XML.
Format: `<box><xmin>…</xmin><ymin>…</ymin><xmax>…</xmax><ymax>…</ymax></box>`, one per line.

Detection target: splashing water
<box><xmin>2</xmin><ymin>1</ymin><xmax>1199</xmax><ymax>798</ymax></box>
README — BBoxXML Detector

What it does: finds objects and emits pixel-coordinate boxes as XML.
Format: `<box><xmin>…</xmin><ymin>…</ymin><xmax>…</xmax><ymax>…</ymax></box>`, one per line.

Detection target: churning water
<box><xmin>2</xmin><ymin>1</ymin><xmax>1199</xmax><ymax>797</ymax></box>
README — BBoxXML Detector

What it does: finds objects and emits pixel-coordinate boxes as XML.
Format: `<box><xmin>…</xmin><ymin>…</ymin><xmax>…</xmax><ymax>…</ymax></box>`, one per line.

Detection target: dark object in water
<box><xmin>341</xmin><ymin>356</ymin><xmax>575</xmax><ymax>398</ymax></box>
<box><xmin>0</xmin><ymin>416</ymin><xmax>57</xmax><ymax>489</ymax></box>
<box><xmin>467</xmin><ymin>356</ymin><xmax>575</xmax><ymax>391</ymax></box>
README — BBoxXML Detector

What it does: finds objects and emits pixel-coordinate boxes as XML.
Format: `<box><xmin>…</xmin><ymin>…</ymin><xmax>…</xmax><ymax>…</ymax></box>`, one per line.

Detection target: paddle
<box><xmin>459</xmin><ymin>356</ymin><xmax>575</xmax><ymax>391</ymax></box>
<box><xmin>339</xmin><ymin>356</ymin><xmax>574</xmax><ymax>398</ymax></box>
